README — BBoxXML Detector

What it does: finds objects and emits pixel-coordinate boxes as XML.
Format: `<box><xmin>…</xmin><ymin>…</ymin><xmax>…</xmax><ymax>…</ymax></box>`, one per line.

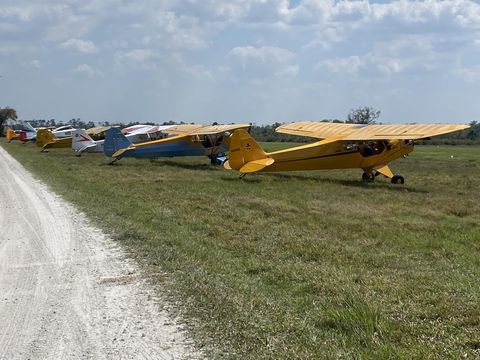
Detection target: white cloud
<box><xmin>455</xmin><ymin>65</ymin><xmax>480</xmax><ymax>82</ymax></box>
<box><xmin>229</xmin><ymin>45</ymin><xmax>296</xmax><ymax>64</ymax></box>
<box><xmin>316</xmin><ymin>56</ymin><xmax>365</xmax><ymax>76</ymax></box>
<box><xmin>59</xmin><ymin>38</ymin><xmax>97</xmax><ymax>53</ymax></box>
<box><xmin>2</xmin><ymin>0</ymin><xmax>480</xmax><ymax>124</ymax></box>
<box><xmin>74</xmin><ymin>63</ymin><xmax>103</xmax><ymax>78</ymax></box>
<box><xmin>228</xmin><ymin>45</ymin><xmax>298</xmax><ymax>79</ymax></box>
<box><xmin>113</xmin><ymin>49</ymin><xmax>162</xmax><ymax>71</ymax></box>
<box><xmin>30</xmin><ymin>59</ymin><xmax>40</xmax><ymax>68</ymax></box>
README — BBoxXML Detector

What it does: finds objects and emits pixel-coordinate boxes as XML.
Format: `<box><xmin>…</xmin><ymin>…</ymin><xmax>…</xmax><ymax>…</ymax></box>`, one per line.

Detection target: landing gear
<box><xmin>391</xmin><ymin>175</ymin><xmax>405</xmax><ymax>184</ymax></box>
<box><xmin>109</xmin><ymin>158</ymin><xmax>120</xmax><ymax>165</ymax></box>
<box><xmin>362</xmin><ymin>172</ymin><xmax>375</xmax><ymax>183</ymax></box>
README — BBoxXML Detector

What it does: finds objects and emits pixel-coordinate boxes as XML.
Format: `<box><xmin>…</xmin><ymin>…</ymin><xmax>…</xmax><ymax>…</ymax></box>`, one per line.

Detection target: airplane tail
<box><xmin>36</xmin><ymin>129</ymin><xmax>56</xmax><ymax>148</ymax></box>
<box><xmin>224</xmin><ymin>129</ymin><xmax>274</xmax><ymax>173</ymax></box>
<box><xmin>6</xmin><ymin>128</ymin><xmax>18</xmax><ymax>142</ymax></box>
<box><xmin>104</xmin><ymin>127</ymin><xmax>135</xmax><ymax>158</ymax></box>
<box><xmin>72</xmin><ymin>129</ymin><xmax>96</xmax><ymax>155</ymax></box>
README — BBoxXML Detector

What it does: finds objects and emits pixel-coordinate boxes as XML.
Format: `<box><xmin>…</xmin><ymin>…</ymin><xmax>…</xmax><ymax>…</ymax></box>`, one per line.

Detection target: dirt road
<box><xmin>0</xmin><ymin>146</ymin><xmax>198</xmax><ymax>359</ymax></box>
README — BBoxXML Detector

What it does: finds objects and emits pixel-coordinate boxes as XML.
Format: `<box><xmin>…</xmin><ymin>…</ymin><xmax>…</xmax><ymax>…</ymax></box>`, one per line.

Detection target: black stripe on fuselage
<box><xmin>274</xmin><ymin>150</ymin><xmax>361</xmax><ymax>164</ymax></box>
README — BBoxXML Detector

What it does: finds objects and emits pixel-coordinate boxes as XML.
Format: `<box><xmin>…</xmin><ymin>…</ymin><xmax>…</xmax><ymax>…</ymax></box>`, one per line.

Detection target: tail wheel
<box><xmin>362</xmin><ymin>172</ymin><xmax>375</xmax><ymax>183</ymax></box>
<box><xmin>391</xmin><ymin>175</ymin><xmax>405</xmax><ymax>184</ymax></box>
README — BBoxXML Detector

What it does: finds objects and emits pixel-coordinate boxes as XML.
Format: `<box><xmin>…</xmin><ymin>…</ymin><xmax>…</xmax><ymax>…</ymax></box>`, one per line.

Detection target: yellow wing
<box><xmin>86</xmin><ymin>126</ymin><xmax>111</xmax><ymax>136</ymax></box>
<box><xmin>161</xmin><ymin>124</ymin><xmax>250</xmax><ymax>136</ymax></box>
<box><xmin>342</xmin><ymin>124</ymin><xmax>470</xmax><ymax>140</ymax></box>
<box><xmin>276</xmin><ymin>121</ymin><xmax>361</xmax><ymax>139</ymax></box>
<box><xmin>189</xmin><ymin>124</ymin><xmax>251</xmax><ymax>135</ymax></box>
<box><xmin>159</xmin><ymin>124</ymin><xmax>205</xmax><ymax>135</ymax></box>
<box><xmin>276</xmin><ymin>121</ymin><xmax>469</xmax><ymax>140</ymax></box>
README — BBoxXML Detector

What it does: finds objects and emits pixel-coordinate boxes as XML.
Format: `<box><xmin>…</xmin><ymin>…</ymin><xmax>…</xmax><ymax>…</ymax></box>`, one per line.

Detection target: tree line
<box><xmin>1</xmin><ymin>106</ymin><xmax>479</xmax><ymax>144</ymax></box>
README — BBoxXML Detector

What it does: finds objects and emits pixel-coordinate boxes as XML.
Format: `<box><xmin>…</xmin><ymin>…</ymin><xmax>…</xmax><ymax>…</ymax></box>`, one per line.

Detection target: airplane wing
<box><xmin>188</xmin><ymin>124</ymin><xmax>251</xmax><ymax>135</ymax></box>
<box><xmin>86</xmin><ymin>126</ymin><xmax>111</xmax><ymax>136</ymax></box>
<box><xmin>158</xmin><ymin>124</ymin><xmax>205</xmax><ymax>135</ymax></box>
<box><xmin>276</xmin><ymin>121</ymin><xmax>362</xmax><ymax>139</ymax></box>
<box><xmin>160</xmin><ymin>124</ymin><xmax>251</xmax><ymax>136</ymax></box>
<box><xmin>276</xmin><ymin>121</ymin><xmax>469</xmax><ymax>140</ymax></box>
<box><xmin>342</xmin><ymin>124</ymin><xmax>470</xmax><ymax>140</ymax></box>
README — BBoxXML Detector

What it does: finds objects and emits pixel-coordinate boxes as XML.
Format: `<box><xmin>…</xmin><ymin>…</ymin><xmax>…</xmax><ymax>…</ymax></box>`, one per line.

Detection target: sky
<box><xmin>0</xmin><ymin>0</ymin><xmax>479</xmax><ymax>125</ymax></box>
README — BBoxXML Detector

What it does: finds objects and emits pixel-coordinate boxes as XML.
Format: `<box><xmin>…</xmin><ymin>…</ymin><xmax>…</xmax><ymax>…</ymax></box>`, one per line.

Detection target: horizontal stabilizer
<box><xmin>112</xmin><ymin>145</ymin><xmax>137</xmax><ymax>158</ymax></box>
<box><xmin>239</xmin><ymin>158</ymin><xmax>274</xmax><ymax>173</ymax></box>
<box><xmin>77</xmin><ymin>144</ymin><xmax>98</xmax><ymax>154</ymax></box>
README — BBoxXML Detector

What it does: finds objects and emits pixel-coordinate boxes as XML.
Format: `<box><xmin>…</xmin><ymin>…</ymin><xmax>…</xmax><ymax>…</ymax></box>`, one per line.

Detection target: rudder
<box><xmin>36</xmin><ymin>129</ymin><xmax>56</xmax><ymax>148</ymax></box>
<box><xmin>225</xmin><ymin>129</ymin><xmax>273</xmax><ymax>173</ymax></box>
<box><xmin>104</xmin><ymin>127</ymin><xmax>134</xmax><ymax>158</ymax></box>
<box><xmin>72</xmin><ymin>129</ymin><xmax>96</xmax><ymax>154</ymax></box>
<box><xmin>6</xmin><ymin>128</ymin><xmax>18</xmax><ymax>142</ymax></box>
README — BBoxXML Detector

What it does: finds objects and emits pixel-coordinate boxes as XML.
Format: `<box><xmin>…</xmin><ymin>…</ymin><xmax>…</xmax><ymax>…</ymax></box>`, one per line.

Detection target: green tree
<box><xmin>467</xmin><ymin>121</ymin><xmax>480</xmax><ymax>141</ymax></box>
<box><xmin>346</xmin><ymin>106</ymin><xmax>380</xmax><ymax>124</ymax></box>
<box><xmin>0</xmin><ymin>107</ymin><xmax>18</xmax><ymax>136</ymax></box>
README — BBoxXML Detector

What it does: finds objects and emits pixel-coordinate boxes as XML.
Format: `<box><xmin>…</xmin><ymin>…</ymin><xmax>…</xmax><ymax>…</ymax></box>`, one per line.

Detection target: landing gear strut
<box><xmin>362</xmin><ymin>172</ymin><xmax>375</xmax><ymax>183</ymax></box>
<box><xmin>391</xmin><ymin>175</ymin><xmax>405</xmax><ymax>184</ymax></box>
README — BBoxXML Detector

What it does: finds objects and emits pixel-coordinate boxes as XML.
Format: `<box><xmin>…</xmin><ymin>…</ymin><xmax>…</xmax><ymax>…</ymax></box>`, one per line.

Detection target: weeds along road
<box><xmin>0</xmin><ymin>146</ymin><xmax>197</xmax><ymax>360</ymax></box>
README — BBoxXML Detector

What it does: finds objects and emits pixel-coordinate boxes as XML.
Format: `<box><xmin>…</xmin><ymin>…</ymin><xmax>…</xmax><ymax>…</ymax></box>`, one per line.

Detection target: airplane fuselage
<box><xmin>105</xmin><ymin>135</ymin><xmax>227</xmax><ymax>159</ymax></box>
<box><xmin>259</xmin><ymin>140</ymin><xmax>414</xmax><ymax>173</ymax></box>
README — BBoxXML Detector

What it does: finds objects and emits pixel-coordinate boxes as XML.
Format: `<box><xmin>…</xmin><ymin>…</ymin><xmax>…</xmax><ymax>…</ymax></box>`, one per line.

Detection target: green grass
<box><xmin>2</xmin><ymin>139</ymin><xmax>480</xmax><ymax>359</ymax></box>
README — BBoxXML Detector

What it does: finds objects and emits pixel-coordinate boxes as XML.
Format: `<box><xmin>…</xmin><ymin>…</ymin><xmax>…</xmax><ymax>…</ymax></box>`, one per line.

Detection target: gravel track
<box><xmin>0</xmin><ymin>146</ymin><xmax>197</xmax><ymax>360</ymax></box>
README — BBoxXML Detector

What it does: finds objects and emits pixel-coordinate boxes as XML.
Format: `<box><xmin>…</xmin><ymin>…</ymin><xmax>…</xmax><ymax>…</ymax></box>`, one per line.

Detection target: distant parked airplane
<box><xmin>104</xmin><ymin>124</ymin><xmax>250</xmax><ymax>164</ymax></box>
<box><xmin>72</xmin><ymin>126</ymin><xmax>172</xmax><ymax>155</ymax></box>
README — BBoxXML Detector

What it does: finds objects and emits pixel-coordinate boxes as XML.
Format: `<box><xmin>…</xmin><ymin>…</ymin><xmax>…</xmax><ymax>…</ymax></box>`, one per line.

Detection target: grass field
<box><xmin>2</xmin><ymin>138</ymin><xmax>480</xmax><ymax>359</ymax></box>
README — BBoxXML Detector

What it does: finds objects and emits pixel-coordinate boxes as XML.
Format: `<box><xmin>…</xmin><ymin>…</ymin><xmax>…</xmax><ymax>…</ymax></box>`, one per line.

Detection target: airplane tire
<box><xmin>362</xmin><ymin>172</ymin><xmax>375</xmax><ymax>183</ymax></box>
<box><xmin>391</xmin><ymin>175</ymin><xmax>405</xmax><ymax>184</ymax></box>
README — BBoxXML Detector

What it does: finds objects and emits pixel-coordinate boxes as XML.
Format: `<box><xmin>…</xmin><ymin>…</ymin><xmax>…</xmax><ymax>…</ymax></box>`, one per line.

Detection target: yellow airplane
<box><xmin>36</xmin><ymin>129</ymin><xmax>73</xmax><ymax>151</ymax></box>
<box><xmin>224</xmin><ymin>121</ymin><xmax>470</xmax><ymax>184</ymax></box>
<box><xmin>36</xmin><ymin>127</ymin><xmax>111</xmax><ymax>151</ymax></box>
<box><xmin>6</xmin><ymin>127</ymin><xmax>20</xmax><ymax>142</ymax></box>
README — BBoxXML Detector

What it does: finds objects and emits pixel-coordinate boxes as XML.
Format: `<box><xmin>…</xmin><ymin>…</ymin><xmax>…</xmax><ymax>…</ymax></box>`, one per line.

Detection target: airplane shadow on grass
<box><xmin>148</xmin><ymin>159</ymin><xmax>221</xmax><ymax>171</ymax></box>
<box><xmin>100</xmin><ymin>159</ymin><xmax>220</xmax><ymax>171</ymax></box>
<box><xmin>223</xmin><ymin>172</ymin><xmax>429</xmax><ymax>193</ymax></box>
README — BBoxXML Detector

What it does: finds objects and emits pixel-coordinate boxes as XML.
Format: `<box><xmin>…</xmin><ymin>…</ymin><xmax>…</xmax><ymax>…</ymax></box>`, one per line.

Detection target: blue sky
<box><xmin>1</xmin><ymin>0</ymin><xmax>479</xmax><ymax>125</ymax></box>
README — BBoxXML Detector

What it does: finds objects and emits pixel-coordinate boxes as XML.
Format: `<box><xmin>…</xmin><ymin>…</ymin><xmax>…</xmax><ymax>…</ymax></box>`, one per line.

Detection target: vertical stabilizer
<box><xmin>225</xmin><ymin>129</ymin><xmax>274</xmax><ymax>173</ymax></box>
<box><xmin>104</xmin><ymin>127</ymin><xmax>134</xmax><ymax>158</ymax></box>
<box><xmin>6</xmin><ymin>128</ymin><xmax>18</xmax><ymax>142</ymax></box>
<box><xmin>72</xmin><ymin>129</ymin><xmax>97</xmax><ymax>154</ymax></box>
<box><xmin>36</xmin><ymin>129</ymin><xmax>56</xmax><ymax>148</ymax></box>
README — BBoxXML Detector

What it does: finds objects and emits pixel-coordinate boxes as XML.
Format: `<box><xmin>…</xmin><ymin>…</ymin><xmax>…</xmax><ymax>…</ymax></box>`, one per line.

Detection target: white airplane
<box><xmin>72</xmin><ymin>125</ymin><xmax>175</xmax><ymax>155</ymax></box>
<box><xmin>52</xmin><ymin>125</ymin><xmax>77</xmax><ymax>138</ymax></box>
